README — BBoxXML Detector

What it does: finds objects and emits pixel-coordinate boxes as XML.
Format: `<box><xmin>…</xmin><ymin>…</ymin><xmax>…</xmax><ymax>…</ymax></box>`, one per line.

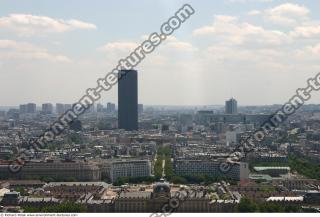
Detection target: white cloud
<box><xmin>99</xmin><ymin>36</ymin><xmax>195</xmax><ymax>54</ymax></box>
<box><xmin>165</xmin><ymin>41</ymin><xmax>195</xmax><ymax>52</ymax></box>
<box><xmin>267</xmin><ymin>3</ymin><xmax>309</xmax><ymax>17</ymax></box>
<box><xmin>304</xmin><ymin>43</ymin><xmax>320</xmax><ymax>56</ymax></box>
<box><xmin>290</xmin><ymin>24</ymin><xmax>320</xmax><ymax>38</ymax></box>
<box><xmin>248</xmin><ymin>10</ymin><xmax>261</xmax><ymax>16</ymax></box>
<box><xmin>265</xmin><ymin>3</ymin><xmax>310</xmax><ymax>26</ymax></box>
<box><xmin>193</xmin><ymin>15</ymin><xmax>290</xmax><ymax>46</ymax></box>
<box><xmin>0</xmin><ymin>39</ymin><xmax>71</xmax><ymax>62</ymax></box>
<box><xmin>228</xmin><ymin>0</ymin><xmax>273</xmax><ymax>3</ymax></box>
<box><xmin>98</xmin><ymin>41</ymin><xmax>138</xmax><ymax>53</ymax></box>
<box><xmin>0</xmin><ymin>14</ymin><xmax>96</xmax><ymax>36</ymax></box>
<box><xmin>192</xmin><ymin>15</ymin><xmax>237</xmax><ymax>36</ymax></box>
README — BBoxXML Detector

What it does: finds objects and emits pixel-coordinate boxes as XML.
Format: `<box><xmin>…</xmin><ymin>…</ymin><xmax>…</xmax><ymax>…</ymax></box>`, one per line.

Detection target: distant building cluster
<box><xmin>1</xmin><ymin>71</ymin><xmax>320</xmax><ymax>213</ymax></box>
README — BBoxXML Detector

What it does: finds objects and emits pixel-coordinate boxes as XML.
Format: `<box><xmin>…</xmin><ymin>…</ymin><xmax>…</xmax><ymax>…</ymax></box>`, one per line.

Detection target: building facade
<box><xmin>42</xmin><ymin>103</ymin><xmax>53</xmax><ymax>114</ymax></box>
<box><xmin>174</xmin><ymin>159</ymin><xmax>249</xmax><ymax>181</ymax></box>
<box><xmin>225</xmin><ymin>98</ymin><xmax>237</xmax><ymax>114</ymax></box>
<box><xmin>0</xmin><ymin>160</ymin><xmax>101</xmax><ymax>181</ymax></box>
<box><xmin>110</xmin><ymin>160</ymin><xmax>151</xmax><ymax>182</ymax></box>
<box><xmin>118</xmin><ymin>70</ymin><xmax>138</xmax><ymax>131</ymax></box>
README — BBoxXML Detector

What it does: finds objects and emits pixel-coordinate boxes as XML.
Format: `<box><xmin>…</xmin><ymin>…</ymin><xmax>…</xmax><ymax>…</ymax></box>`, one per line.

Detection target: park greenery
<box><xmin>251</xmin><ymin>154</ymin><xmax>320</xmax><ymax>180</ymax></box>
<box><xmin>157</xmin><ymin>146</ymin><xmax>172</xmax><ymax>156</ymax></box>
<box><xmin>113</xmin><ymin>176</ymin><xmax>157</xmax><ymax>186</ymax></box>
<box><xmin>67</xmin><ymin>132</ymin><xmax>83</xmax><ymax>144</ymax></box>
<box><xmin>154</xmin><ymin>155</ymin><xmax>163</xmax><ymax>179</ymax></box>
<box><xmin>236</xmin><ymin>197</ymin><xmax>302</xmax><ymax>213</ymax></box>
<box><xmin>15</xmin><ymin>187</ymin><xmax>29</xmax><ymax>196</ymax></box>
<box><xmin>152</xmin><ymin>146</ymin><xmax>239</xmax><ymax>184</ymax></box>
<box><xmin>154</xmin><ymin>146</ymin><xmax>172</xmax><ymax>180</ymax></box>
<box><xmin>288</xmin><ymin>154</ymin><xmax>320</xmax><ymax>180</ymax></box>
<box><xmin>164</xmin><ymin>156</ymin><xmax>174</xmax><ymax>180</ymax></box>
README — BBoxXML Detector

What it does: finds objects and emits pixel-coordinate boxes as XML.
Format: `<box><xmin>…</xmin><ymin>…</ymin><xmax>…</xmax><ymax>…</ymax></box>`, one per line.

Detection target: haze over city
<box><xmin>1</xmin><ymin>0</ymin><xmax>320</xmax><ymax>106</ymax></box>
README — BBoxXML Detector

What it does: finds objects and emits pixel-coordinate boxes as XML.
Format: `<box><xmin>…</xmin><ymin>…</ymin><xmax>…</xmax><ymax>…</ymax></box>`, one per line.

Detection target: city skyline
<box><xmin>1</xmin><ymin>1</ymin><xmax>320</xmax><ymax>214</ymax></box>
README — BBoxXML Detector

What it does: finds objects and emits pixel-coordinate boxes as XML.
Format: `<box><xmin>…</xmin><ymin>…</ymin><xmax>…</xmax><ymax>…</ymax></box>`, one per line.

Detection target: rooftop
<box><xmin>253</xmin><ymin>167</ymin><xmax>290</xmax><ymax>171</ymax></box>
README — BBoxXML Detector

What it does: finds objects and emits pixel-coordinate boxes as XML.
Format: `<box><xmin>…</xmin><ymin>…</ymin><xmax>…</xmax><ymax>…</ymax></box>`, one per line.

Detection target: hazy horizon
<box><xmin>1</xmin><ymin>0</ymin><xmax>320</xmax><ymax>105</ymax></box>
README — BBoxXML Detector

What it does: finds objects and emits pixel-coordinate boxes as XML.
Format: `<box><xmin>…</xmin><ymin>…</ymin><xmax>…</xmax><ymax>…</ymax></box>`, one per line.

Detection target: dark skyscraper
<box><xmin>225</xmin><ymin>98</ymin><xmax>238</xmax><ymax>114</ymax></box>
<box><xmin>118</xmin><ymin>69</ymin><xmax>138</xmax><ymax>131</ymax></box>
<box><xmin>106</xmin><ymin>102</ymin><xmax>116</xmax><ymax>113</ymax></box>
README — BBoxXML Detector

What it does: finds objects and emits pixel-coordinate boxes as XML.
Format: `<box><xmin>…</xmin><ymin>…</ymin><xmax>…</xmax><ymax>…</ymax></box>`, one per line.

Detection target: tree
<box><xmin>236</xmin><ymin>197</ymin><xmax>258</xmax><ymax>212</ymax></box>
<box><xmin>69</xmin><ymin>119</ymin><xmax>82</xmax><ymax>131</ymax></box>
<box><xmin>67</xmin><ymin>133</ymin><xmax>83</xmax><ymax>144</ymax></box>
<box><xmin>154</xmin><ymin>156</ymin><xmax>163</xmax><ymax>179</ymax></box>
<box><xmin>164</xmin><ymin>157</ymin><xmax>173</xmax><ymax>180</ymax></box>
<box><xmin>15</xmin><ymin>187</ymin><xmax>29</xmax><ymax>196</ymax></box>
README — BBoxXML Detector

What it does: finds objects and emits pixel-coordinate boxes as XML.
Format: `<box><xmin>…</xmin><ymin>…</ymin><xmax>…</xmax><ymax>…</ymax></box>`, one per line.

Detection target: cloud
<box><xmin>245</xmin><ymin>4</ymin><xmax>320</xmax><ymax>39</ymax></box>
<box><xmin>228</xmin><ymin>0</ymin><xmax>273</xmax><ymax>3</ymax></box>
<box><xmin>164</xmin><ymin>41</ymin><xmax>195</xmax><ymax>52</ymax></box>
<box><xmin>248</xmin><ymin>10</ymin><xmax>261</xmax><ymax>16</ymax></box>
<box><xmin>192</xmin><ymin>15</ymin><xmax>237</xmax><ymax>36</ymax></box>
<box><xmin>265</xmin><ymin>3</ymin><xmax>310</xmax><ymax>26</ymax></box>
<box><xmin>0</xmin><ymin>39</ymin><xmax>71</xmax><ymax>62</ymax></box>
<box><xmin>0</xmin><ymin>14</ymin><xmax>96</xmax><ymax>36</ymax></box>
<box><xmin>99</xmin><ymin>37</ymin><xmax>196</xmax><ymax>55</ymax></box>
<box><xmin>290</xmin><ymin>24</ymin><xmax>320</xmax><ymax>38</ymax></box>
<box><xmin>304</xmin><ymin>43</ymin><xmax>320</xmax><ymax>56</ymax></box>
<box><xmin>192</xmin><ymin>15</ymin><xmax>290</xmax><ymax>46</ymax></box>
<box><xmin>98</xmin><ymin>41</ymin><xmax>138</xmax><ymax>53</ymax></box>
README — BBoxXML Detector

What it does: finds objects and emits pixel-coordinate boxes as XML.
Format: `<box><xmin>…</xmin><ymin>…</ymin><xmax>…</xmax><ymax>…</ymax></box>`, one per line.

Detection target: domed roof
<box><xmin>153</xmin><ymin>182</ymin><xmax>170</xmax><ymax>193</ymax></box>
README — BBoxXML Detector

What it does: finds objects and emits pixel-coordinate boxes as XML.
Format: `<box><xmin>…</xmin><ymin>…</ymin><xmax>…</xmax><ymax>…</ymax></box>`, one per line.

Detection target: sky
<box><xmin>0</xmin><ymin>0</ymin><xmax>320</xmax><ymax>106</ymax></box>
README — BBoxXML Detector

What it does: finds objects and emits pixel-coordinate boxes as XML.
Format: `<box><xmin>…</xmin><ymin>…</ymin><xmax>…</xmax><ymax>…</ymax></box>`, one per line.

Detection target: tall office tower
<box><xmin>7</xmin><ymin>109</ymin><xmax>20</xmax><ymax>120</ymax></box>
<box><xmin>19</xmin><ymin>104</ymin><xmax>27</xmax><ymax>114</ymax></box>
<box><xmin>64</xmin><ymin>104</ymin><xmax>72</xmax><ymax>111</ymax></box>
<box><xmin>0</xmin><ymin>111</ymin><xmax>5</xmax><ymax>118</ymax></box>
<box><xmin>42</xmin><ymin>103</ymin><xmax>53</xmax><ymax>114</ymax></box>
<box><xmin>138</xmin><ymin>104</ymin><xmax>144</xmax><ymax>114</ymax></box>
<box><xmin>106</xmin><ymin>102</ymin><xmax>116</xmax><ymax>113</ymax></box>
<box><xmin>225</xmin><ymin>98</ymin><xmax>238</xmax><ymax>114</ymax></box>
<box><xmin>118</xmin><ymin>69</ymin><xmax>138</xmax><ymax>131</ymax></box>
<box><xmin>26</xmin><ymin>103</ymin><xmax>36</xmax><ymax>113</ymax></box>
<box><xmin>88</xmin><ymin>103</ymin><xmax>95</xmax><ymax>113</ymax></box>
<box><xmin>97</xmin><ymin>103</ymin><xmax>104</xmax><ymax>113</ymax></box>
<box><xmin>56</xmin><ymin>103</ymin><xmax>65</xmax><ymax>114</ymax></box>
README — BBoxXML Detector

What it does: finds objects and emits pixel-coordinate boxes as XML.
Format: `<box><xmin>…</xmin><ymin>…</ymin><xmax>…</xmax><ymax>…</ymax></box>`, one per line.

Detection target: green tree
<box><xmin>15</xmin><ymin>187</ymin><xmax>29</xmax><ymax>196</ymax></box>
<box><xmin>164</xmin><ymin>157</ymin><xmax>173</xmax><ymax>180</ymax></box>
<box><xmin>154</xmin><ymin>156</ymin><xmax>163</xmax><ymax>179</ymax></box>
<box><xmin>236</xmin><ymin>197</ymin><xmax>258</xmax><ymax>212</ymax></box>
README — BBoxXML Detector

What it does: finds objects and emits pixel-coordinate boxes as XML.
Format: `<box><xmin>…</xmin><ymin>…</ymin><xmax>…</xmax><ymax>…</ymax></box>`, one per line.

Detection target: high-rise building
<box><xmin>7</xmin><ymin>109</ymin><xmax>19</xmax><ymax>120</ymax></box>
<box><xmin>225</xmin><ymin>98</ymin><xmax>237</xmax><ymax>114</ymax></box>
<box><xmin>42</xmin><ymin>103</ymin><xmax>53</xmax><ymax>114</ymax></box>
<box><xmin>106</xmin><ymin>102</ymin><xmax>116</xmax><ymax>113</ymax></box>
<box><xmin>97</xmin><ymin>103</ymin><xmax>104</xmax><ymax>113</ymax></box>
<box><xmin>64</xmin><ymin>104</ymin><xmax>72</xmax><ymax>111</ymax></box>
<box><xmin>19</xmin><ymin>104</ymin><xmax>27</xmax><ymax>114</ymax></box>
<box><xmin>138</xmin><ymin>104</ymin><xmax>144</xmax><ymax>114</ymax></box>
<box><xmin>20</xmin><ymin>103</ymin><xmax>36</xmax><ymax>114</ymax></box>
<box><xmin>87</xmin><ymin>104</ymin><xmax>95</xmax><ymax>113</ymax></box>
<box><xmin>118</xmin><ymin>70</ymin><xmax>138</xmax><ymax>131</ymax></box>
<box><xmin>26</xmin><ymin>103</ymin><xmax>36</xmax><ymax>113</ymax></box>
<box><xmin>56</xmin><ymin>103</ymin><xmax>65</xmax><ymax>114</ymax></box>
<box><xmin>0</xmin><ymin>111</ymin><xmax>5</xmax><ymax>118</ymax></box>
